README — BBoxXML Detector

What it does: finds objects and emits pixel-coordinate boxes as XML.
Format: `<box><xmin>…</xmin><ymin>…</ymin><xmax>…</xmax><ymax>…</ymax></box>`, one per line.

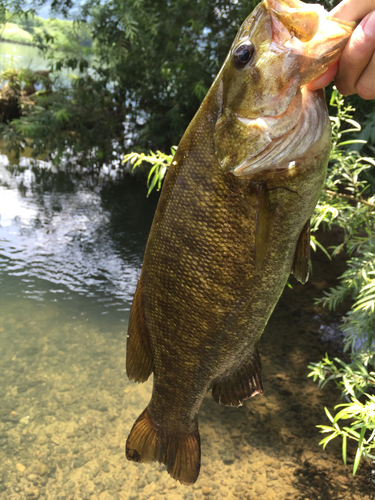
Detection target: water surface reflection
<box><xmin>0</xmin><ymin>162</ymin><xmax>158</xmax><ymax>315</ymax></box>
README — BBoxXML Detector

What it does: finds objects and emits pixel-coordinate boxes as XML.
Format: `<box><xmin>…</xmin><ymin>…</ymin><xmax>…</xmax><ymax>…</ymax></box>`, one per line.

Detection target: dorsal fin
<box><xmin>292</xmin><ymin>219</ymin><xmax>310</xmax><ymax>284</ymax></box>
<box><xmin>126</xmin><ymin>279</ymin><xmax>154</xmax><ymax>382</ymax></box>
<box><xmin>255</xmin><ymin>183</ymin><xmax>276</xmax><ymax>272</ymax></box>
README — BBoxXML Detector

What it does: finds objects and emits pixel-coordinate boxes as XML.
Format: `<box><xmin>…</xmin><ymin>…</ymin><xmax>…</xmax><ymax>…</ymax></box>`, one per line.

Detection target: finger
<box><xmin>306</xmin><ymin>61</ymin><xmax>339</xmax><ymax>91</ymax></box>
<box><xmin>334</xmin><ymin>11</ymin><xmax>375</xmax><ymax>95</ymax></box>
<box><xmin>331</xmin><ymin>0</ymin><xmax>375</xmax><ymax>22</ymax></box>
<box><xmin>355</xmin><ymin>50</ymin><xmax>375</xmax><ymax>99</ymax></box>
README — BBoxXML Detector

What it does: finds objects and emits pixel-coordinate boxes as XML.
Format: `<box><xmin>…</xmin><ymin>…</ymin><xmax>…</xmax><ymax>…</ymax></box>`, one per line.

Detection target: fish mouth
<box><xmin>267</xmin><ymin>0</ymin><xmax>355</xmax><ymax>85</ymax></box>
<box><xmin>232</xmin><ymin>0</ymin><xmax>355</xmax><ymax>176</ymax></box>
<box><xmin>213</xmin><ymin>0</ymin><xmax>355</xmax><ymax>177</ymax></box>
<box><xmin>230</xmin><ymin>0</ymin><xmax>355</xmax><ymax>177</ymax></box>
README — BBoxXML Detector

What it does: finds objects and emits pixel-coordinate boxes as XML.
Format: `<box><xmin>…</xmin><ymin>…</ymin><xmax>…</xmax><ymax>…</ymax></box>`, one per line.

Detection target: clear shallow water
<box><xmin>0</xmin><ymin>158</ymin><xmax>374</xmax><ymax>500</ymax></box>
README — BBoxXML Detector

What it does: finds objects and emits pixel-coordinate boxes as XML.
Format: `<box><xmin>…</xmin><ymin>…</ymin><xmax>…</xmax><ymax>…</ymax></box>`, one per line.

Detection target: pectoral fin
<box><xmin>292</xmin><ymin>219</ymin><xmax>310</xmax><ymax>284</ymax></box>
<box><xmin>126</xmin><ymin>278</ymin><xmax>154</xmax><ymax>382</ymax></box>
<box><xmin>255</xmin><ymin>184</ymin><xmax>276</xmax><ymax>272</ymax></box>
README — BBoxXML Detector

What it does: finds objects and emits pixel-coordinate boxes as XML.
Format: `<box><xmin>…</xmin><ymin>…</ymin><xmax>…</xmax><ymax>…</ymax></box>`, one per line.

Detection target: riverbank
<box><xmin>0</xmin><ymin>37</ymin><xmax>37</xmax><ymax>47</ymax></box>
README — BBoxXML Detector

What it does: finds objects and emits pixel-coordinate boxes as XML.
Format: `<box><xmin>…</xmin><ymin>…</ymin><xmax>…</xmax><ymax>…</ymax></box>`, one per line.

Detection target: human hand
<box><xmin>307</xmin><ymin>0</ymin><xmax>375</xmax><ymax>99</ymax></box>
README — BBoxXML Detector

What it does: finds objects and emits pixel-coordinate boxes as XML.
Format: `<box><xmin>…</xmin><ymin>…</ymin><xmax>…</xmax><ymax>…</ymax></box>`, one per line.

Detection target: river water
<box><xmin>0</xmin><ymin>40</ymin><xmax>78</xmax><ymax>84</ymax></box>
<box><xmin>0</xmin><ymin>41</ymin><xmax>52</xmax><ymax>74</ymax></box>
<box><xmin>0</xmin><ymin>154</ymin><xmax>373</xmax><ymax>500</ymax></box>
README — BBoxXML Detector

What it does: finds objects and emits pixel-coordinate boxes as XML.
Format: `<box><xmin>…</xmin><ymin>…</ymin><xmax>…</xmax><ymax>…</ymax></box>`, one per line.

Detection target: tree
<box><xmin>0</xmin><ymin>1</ymin><xmax>36</xmax><ymax>38</ymax></box>
<box><xmin>1</xmin><ymin>0</ymin><xmax>261</xmax><ymax>164</ymax></box>
<box><xmin>3</xmin><ymin>0</ymin><xmax>375</xmax><ymax>164</ymax></box>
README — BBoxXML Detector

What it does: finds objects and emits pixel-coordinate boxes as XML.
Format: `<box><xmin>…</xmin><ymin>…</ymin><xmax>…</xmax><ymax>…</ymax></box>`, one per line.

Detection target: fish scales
<box><xmin>125</xmin><ymin>0</ymin><xmax>354</xmax><ymax>485</ymax></box>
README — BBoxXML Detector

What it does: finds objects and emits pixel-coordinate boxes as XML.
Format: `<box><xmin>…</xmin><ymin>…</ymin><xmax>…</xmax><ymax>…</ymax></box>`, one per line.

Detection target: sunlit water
<box><xmin>0</xmin><ymin>42</ymin><xmax>47</xmax><ymax>73</ymax></box>
<box><xmin>0</xmin><ymin>158</ymin><xmax>156</xmax><ymax>312</ymax></box>
<box><xmin>0</xmin><ymin>156</ymin><xmax>373</xmax><ymax>500</ymax></box>
<box><xmin>0</xmin><ymin>41</ymin><xmax>79</xmax><ymax>84</ymax></box>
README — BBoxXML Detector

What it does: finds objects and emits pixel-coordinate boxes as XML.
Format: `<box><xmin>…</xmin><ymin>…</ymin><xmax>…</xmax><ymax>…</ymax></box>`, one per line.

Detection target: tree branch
<box><xmin>325</xmin><ymin>189</ymin><xmax>375</xmax><ymax>209</ymax></box>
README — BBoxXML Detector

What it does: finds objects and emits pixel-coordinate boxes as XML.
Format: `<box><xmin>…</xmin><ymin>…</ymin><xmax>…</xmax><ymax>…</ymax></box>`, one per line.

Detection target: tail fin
<box><xmin>126</xmin><ymin>406</ymin><xmax>201</xmax><ymax>485</ymax></box>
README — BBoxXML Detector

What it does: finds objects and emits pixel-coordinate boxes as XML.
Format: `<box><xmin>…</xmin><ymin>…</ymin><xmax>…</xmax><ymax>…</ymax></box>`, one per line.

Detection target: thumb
<box><xmin>306</xmin><ymin>61</ymin><xmax>339</xmax><ymax>91</ymax></box>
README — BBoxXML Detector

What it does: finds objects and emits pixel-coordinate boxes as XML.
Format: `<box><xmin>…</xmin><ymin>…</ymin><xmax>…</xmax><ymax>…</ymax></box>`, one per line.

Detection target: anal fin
<box><xmin>126</xmin><ymin>406</ymin><xmax>201</xmax><ymax>485</ymax></box>
<box><xmin>211</xmin><ymin>348</ymin><xmax>263</xmax><ymax>407</ymax></box>
<box><xmin>126</xmin><ymin>279</ymin><xmax>153</xmax><ymax>382</ymax></box>
<box><xmin>292</xmin><ymin>219</ymin><xmax>310</xmax><ymax>284</ymax></box>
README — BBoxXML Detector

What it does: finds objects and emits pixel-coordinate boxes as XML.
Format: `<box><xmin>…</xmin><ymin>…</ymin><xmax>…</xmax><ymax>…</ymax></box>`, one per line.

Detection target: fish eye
<box><xmin>233</xmin><ymin>43</ymin><xmax>254</xmax><ymax>68</ymax></box>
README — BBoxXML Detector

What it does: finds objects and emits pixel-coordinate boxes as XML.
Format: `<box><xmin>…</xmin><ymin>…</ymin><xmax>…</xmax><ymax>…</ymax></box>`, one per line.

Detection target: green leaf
<box><xmin>353</xmin><ymin>426</ymin><xmax>366</xmax><ymax>475</ymax></box>
<box><xmin>320</xmin><ymin>431</ymin><xmax>339</xmax><ymax>449</ymax></box>
<box><xmin>324</xmin><ymin>407</ymin><xmax>334</xmax><ymax>423</ymax></box>
<box><xmin>338</xmin><ymin>140</ymin><xmax>367</xmax><ymax>146</ymax></box>
<box><xmin>342</xmin><ymin>433</ymin><xmax>347</xmax><ymax>467</ymax></box>
<box><xmin>310</xmin><ymin>235</ymin><xmax>331</xmax><ymax>260</ymax></box>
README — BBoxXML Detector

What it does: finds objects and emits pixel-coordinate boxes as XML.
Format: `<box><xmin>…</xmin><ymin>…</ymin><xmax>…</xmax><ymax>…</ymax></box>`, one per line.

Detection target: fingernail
<box><xmin>362</xmin><ymin>10</ymin><xmax>375</xmax><ymax>38</ymax></box>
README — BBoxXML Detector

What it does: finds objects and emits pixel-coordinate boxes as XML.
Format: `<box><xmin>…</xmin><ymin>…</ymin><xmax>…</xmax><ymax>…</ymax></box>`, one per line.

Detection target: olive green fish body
<box><xmin>126</xmin><ymin>0</ymin><xmax>354</xmax><ymax>485</ymax></box>
<box><xmin>141</xmin><ymin>87</ymin><xmax>329</xmax><ymax>416</ymax></box>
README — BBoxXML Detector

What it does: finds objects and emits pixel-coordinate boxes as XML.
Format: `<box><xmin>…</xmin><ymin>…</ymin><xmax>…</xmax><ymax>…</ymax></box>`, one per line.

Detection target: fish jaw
<box><xmin>213</xmin><ymin>0</ymin><xmax>354</xmax><ymax>176</ymax></box>
<box><xmin>267</xmin><ymin>0</ymin><xmax>356</xmax><ymax>85</ymax></box>
<box><xmin>233</xmin><ymin>87</ymin><xmax>329</xmax><ymax>176</ymax></box>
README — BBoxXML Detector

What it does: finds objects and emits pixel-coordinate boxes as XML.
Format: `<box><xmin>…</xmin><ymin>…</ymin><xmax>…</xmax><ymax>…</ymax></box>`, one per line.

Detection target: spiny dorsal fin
<box><xmin>126</xmin><ymin>279</ymin><xmax>154</xmax><ymax>382</ymax></box>
<box><xmin>292</xmin><ymin>219</ymin><xmax>311</xmax><ymax>284</ymax></box>
<box><xmin>255</xmin><ymin>183</ymin><xmax>275</xmax><ymax>272</ymax></box>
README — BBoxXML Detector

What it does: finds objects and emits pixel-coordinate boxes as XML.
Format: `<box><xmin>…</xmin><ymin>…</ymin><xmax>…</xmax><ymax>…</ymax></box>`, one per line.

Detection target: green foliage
<box><xmin>0</xmin><ymin>1</ymin><xmax>36</xmax><ymax>37</ymax></box>
<box><xmin>1</xmin><ymin>22</ymin><xmax>34</xmax><ymax>43</ymax></box>
<box><xmin>319</xmin><ymin>397</ymin><xmax>375</xmax><ymax>475</ymax></box>
<box><xmin>0</xmin><ymin>70</ymin><xmax>128</xmax><ymax>166</ymax></box>
<box><xmin>308</xmin><ymin>354</ymin><xmax>375</xmax><ymax>474</ymax></box>
<box><xmin>123</xmin><ymin>146</ymin><xmax>176</xmax><ymax>196</ymax></box>
<box><xmin>2</xmin><ymin>0</ymin><xmax>375</xmax><ymax>169</ymax></box>
<box><xmin>308</xmin><ymin>354</ymin><xmax>375</xmax><ymax>401</ymax></box>
<box><xmin>0</xmin><ymin>11</ymin><xmax>92</xmax><ymax>54</ymax></box>
<box><xmin>308</xmin><ymin>89</ymin><xmax>375</xmax><ymax>474</ymax></box>
<box><xmin>311</xmin><ymin>90</ymin><xmax>375</xmax><ymax>358</ymax></box>
<box><xmin>1</xmin><ymin>0</ymin><xmax>263</xmax><ymax>164</ymax></box>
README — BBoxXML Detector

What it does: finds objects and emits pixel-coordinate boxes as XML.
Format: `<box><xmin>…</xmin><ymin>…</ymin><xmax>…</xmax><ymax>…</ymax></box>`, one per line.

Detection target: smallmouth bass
<box><xmin>125</xmin><ymin>0</ymin><xmax>354</xmax><ymax>485</ymax></box>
